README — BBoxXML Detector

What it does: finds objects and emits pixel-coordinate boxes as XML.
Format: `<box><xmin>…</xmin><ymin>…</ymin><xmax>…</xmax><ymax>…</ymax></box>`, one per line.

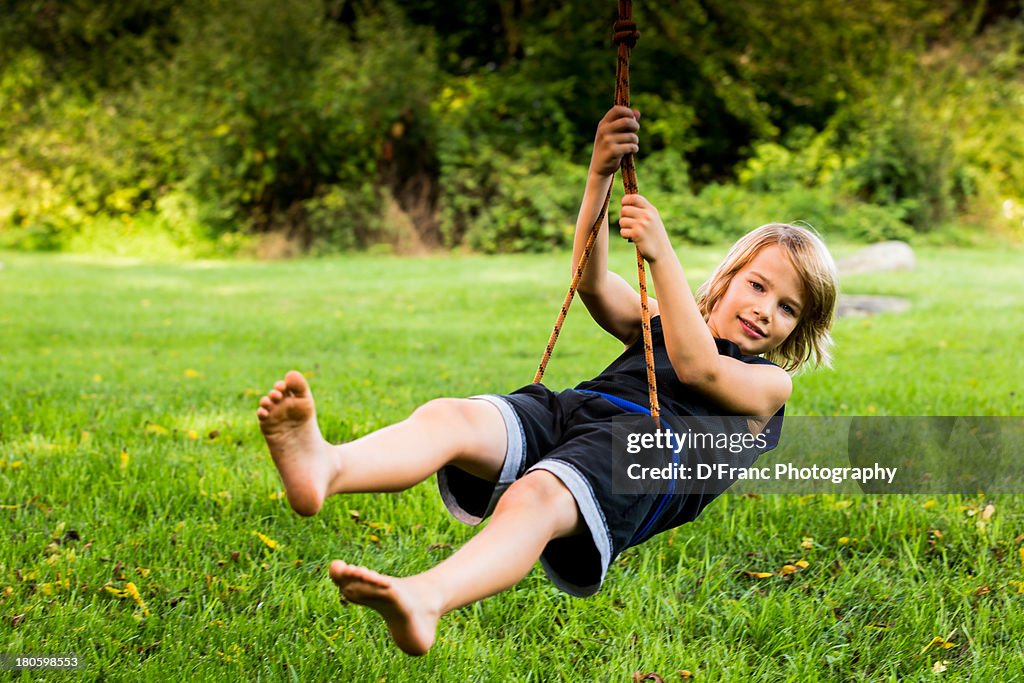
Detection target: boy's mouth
<box><xmin>739</xmin><ymin>317</ymin><xmax>766</xmax><ymax>338</ymax></box>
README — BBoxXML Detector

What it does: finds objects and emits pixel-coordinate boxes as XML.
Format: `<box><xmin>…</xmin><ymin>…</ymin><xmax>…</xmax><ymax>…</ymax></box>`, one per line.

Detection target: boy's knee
<box><xmin>413</xmin><ymin>398</ymin><xmax>490</xmax><ymax>433</ymax></box>
<box><xmin>411</xmin><ymin>398</ymin><xmax>505</xmax><ymax>457</ymax></box>
<box><xmin>498</xmin><ymin>471</ymin><xmax>582</xmax><ymax>538</ymax></box>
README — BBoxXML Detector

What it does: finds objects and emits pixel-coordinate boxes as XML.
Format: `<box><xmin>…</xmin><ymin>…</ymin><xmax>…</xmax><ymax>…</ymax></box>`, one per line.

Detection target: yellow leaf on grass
<box><xmin>104</xmin><ymin>581</ymin><xmax>149</xmax><ymax>615</ymax></box>
<box><xmin>923</xmin><ymin>500</ymin><xmax>938</xmax><ymax>509</ymax></box>
<box><xmin>780</xmin><ymin>564</ymin><xmax>798</xmax><ymax>575</ymax></box>
<box><xmin>187</xmin><ymin>430</ymin><xmax>198</xmax><ymax>440</ymax></box>
<box><xmin>801</xmin><ymin>537</ymin><xmax>814</xmax><ymax>549</ymax></box>
<box><xmin>838</xmin><ymin>537</ymin><xmax>850</xmax><ymax>544</ymax></box>
<box><xmin>120</xmin><ymin>449</ymin><xmax>130</xmax><ymax>468</ymax></box>
<box><xmin>145</xmin><ymin>424</ymin><xmax>170</xmax><ymax>436</ymax></box>
<box><xmin>1019</xmin><ymin>546</ymin><xmax>1024</xmax><ymax>569</ymax></box>
<box><xmin>268</xmin><ymin>491</ymin><xmax>286</xmax><ymax>501</ymax></box>
<box><xmin>184</xmin><ymin>369</ymin><xmax>202</xmax><ymax>379</ymax></box>
<box><xmin>921</xmin><ymin>635</ymin><xmax>957</xmax><ymax>654</ymax></box>
<box><xmin>254</xmin><ymin>531</ymin><xmax>280</xmax><ymax>550</ymax></box>
<box><xmin>742</xmin><ymin>571</ymin><xmax>774</xmax><ymax>579</ymax></box>
<box><xmin>795</xmin><ymin>559</ymin><xmax>810</xmax><ymax>569</ymax></box>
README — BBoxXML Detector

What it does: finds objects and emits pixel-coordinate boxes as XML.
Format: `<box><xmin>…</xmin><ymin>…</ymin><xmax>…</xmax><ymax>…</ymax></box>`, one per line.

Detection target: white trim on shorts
<box><xmin>529</xmin><ymin>460</ymin><xmax>614</xmax><ymax>598</ymax></box>
<box><xmin>436</xmin><ymin>394</ymin><xmax>525</xmax><ymax>525</ymax></box>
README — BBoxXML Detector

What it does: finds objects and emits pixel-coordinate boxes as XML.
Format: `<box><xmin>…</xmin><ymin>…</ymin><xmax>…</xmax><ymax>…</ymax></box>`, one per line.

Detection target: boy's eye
<box><xmin>781</xmin><ymin>303</ymin><xmax>794</xmax><ymax>315</ymax></box>
<box><xmin>750</xmin><ymin>281</ymin><xmax>764</xmax><ymax>291</ymax></box>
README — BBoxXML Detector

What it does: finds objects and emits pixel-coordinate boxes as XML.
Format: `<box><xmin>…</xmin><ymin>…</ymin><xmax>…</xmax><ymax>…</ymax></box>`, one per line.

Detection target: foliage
<box><xmin>1</xmin><ymin>1</ymin><xmax>1022</xmax><ymax>253</ymax></box>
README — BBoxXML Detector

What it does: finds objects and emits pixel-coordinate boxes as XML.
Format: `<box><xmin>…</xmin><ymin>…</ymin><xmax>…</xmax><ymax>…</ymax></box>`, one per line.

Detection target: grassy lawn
<box><xmin>1</xmin><ymin>242</ymin><xmax>1023</xmax><ymax>681</ymax></box>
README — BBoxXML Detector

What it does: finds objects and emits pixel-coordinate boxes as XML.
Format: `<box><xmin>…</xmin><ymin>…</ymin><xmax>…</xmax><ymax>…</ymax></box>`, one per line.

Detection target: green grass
<box><xmin>1</xmin><ymin>242</ymin><xmax>1023</xmax><ymax>681</ymax></box>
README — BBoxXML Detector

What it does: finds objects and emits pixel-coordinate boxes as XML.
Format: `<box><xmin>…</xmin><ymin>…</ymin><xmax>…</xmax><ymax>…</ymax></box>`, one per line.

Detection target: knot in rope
<box><xmin>613</xmin><ymin>20</ymin><xmax>640</xmax><ymax>48</ymax></box>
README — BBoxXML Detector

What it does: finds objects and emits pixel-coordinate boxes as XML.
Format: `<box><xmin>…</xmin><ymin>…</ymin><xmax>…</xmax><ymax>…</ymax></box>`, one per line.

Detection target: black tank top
<box><xmin>575</xmin><ymin>315</ymin><xmax>785</xmax><ymax>421</ymax></box>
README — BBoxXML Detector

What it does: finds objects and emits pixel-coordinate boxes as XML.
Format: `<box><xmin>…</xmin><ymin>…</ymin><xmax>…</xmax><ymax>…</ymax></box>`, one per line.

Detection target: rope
<box><xmin>533</xmin><ymin>0</ymin><xmax>660</xmax><ymax>421</ymax></box>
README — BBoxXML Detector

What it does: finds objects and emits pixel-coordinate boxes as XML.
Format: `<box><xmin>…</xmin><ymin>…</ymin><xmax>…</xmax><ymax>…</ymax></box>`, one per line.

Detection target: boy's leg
<box><xmin>257</xmin><ymin>371</ymin><xmax>508</xmax><ymax>516</ymax></box>
<box><xmin>330</xmin><ymin>469</ymin><xmax>583</xmax><ymax>656</ymax></box>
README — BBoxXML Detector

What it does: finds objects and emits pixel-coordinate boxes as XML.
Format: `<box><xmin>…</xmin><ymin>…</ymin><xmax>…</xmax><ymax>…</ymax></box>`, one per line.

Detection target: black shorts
<box><xmin>437</xmin><ymin>383</ymin><xmax>733</xmax><ymax>597</ymax></box>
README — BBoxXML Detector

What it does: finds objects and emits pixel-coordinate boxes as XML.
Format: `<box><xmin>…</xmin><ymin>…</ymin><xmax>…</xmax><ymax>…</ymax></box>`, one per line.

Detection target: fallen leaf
<box><xmin>632</xmin><ymin>673</ymin><xmax>665</xmax><ymax>683</ymax></box>
<box><xmin>932</xmin><ymin>660</ymin><xmax>948</xmax><ymax>673</ymax></box>
<box><xmin>254</xmin><ymin>531</ymin><xmax>280</xmax><ymax>550</ymax></box>
<box><xmin>742</xmin><ymin>570</ymin><xmax>774</xmax><ymax>579</ymax></box>
<box><xmin>678</xmin><ymin>671</ymin><xmax>694</xmax><ymax>679</ymax></box>
<box><xmin>801</xmin><ymin>537</ymin><xmax>814</xmax><ymax>549</ymax></box>
<box><xmin>921</xmin><ymin>631</ymin><xmax>957</xmax><ymax>654</ymax></box>
<box><xmin>184</xmin><ymin>369</ymin><xmax>202</xmax><ymax>379</ymax></box>
<box><xmin>104</xmin><ymin>581</ymin><xmax>149</xmax><ymax>615</ymax></box>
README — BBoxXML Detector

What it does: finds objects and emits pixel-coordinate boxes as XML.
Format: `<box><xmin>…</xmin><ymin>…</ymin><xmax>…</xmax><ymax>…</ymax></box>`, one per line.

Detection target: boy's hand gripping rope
<box><xmin>533</xmin><ymin>0</ymin><xmax>660</xmax><ymax>421</ymax></box>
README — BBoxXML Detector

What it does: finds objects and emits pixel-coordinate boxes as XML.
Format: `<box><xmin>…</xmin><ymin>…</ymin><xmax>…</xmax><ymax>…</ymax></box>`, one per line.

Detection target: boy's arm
<box><xmin>619</xmin><ymin>195</ymin><xmax>791</xmax><ymax>417</ymax></box>
<box><xmin>574</xmin><ymin>107</ymin><xmax>657</xmax><ymax>346</ymax></box>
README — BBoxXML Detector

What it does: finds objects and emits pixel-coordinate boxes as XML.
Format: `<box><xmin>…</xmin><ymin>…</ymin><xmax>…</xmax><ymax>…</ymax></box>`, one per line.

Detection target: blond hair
<box><xmin>696</xmin><ymin>223</ymin><xmax>838</xmax><ymax>372</ymax></box>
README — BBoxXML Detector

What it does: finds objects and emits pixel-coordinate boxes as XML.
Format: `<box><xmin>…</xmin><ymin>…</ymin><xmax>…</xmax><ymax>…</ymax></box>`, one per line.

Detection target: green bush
<box><xmin>438</xmin><ymin>147</ymin><xmax>586</xmax><ymax>253</ymax></box>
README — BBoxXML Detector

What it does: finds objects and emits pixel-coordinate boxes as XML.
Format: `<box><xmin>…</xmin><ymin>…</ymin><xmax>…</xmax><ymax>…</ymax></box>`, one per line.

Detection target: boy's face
<box><xmin>707</xmin><ymin>245</ymin><xmax>804</xmax><ymax>356</ymax></box>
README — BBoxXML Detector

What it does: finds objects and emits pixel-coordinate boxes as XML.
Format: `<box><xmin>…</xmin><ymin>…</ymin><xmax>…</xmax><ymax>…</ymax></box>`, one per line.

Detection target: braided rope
<box><xmin>533</xmin><ymin>0</ymin><xmax>660</xmax><ymax>420</ymax></box>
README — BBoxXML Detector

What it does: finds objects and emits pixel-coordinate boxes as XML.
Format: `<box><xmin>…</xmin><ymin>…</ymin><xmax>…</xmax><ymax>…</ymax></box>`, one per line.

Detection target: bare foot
<box><xmin>257</xmin><ymin>371</ymin><xmax>334</xmax><ymax>516</ymax></box>
<box><xmin>329</xmin><ymin>560</ymin><xmax>442</xmax><ymax>656</ymax></box>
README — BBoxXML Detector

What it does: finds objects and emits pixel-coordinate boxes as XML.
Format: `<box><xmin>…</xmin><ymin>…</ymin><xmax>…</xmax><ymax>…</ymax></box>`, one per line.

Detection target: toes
<box><xmin>268</xmin><ymin>389</ymin><xmax>283</xmax><ymax>402</ymax></box>
<box><xmin>257</xmin><ymin>408</ymin><xmax>268</xmax><ymax>419</ymax></box>
<box><xmin>274</xmin><ymin>380</ymin><xmax>287</xmax><ymax>392</ymax></box>
<box><xmin>259</xmin><ymin>396</ymin><xmax>273</xmax><ymax>409</ymax></box>
<box><xmin>284</xmin><ymin>371</ymin><xmax>309</xmax><ymax>396</ymax></box>
<box><xmin>352</xmin><ymin>565</ymin><xmax>389</xmax><ymax>587</ymax></box>
<box><xmin>328</xmin><ymin>561</ymin><xmax>390</xmax><ymax>589</ymax></box>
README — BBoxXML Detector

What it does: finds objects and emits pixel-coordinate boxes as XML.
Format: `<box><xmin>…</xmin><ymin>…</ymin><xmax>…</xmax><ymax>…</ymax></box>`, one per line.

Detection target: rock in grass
<box><xmin>838</xmin><ymin>241</ymin><xmax>915</xmax><ymax>276</ymax></box>
<box><xmin>836</xmin><ymin>294</ymin><xmax>911</xmax><ymax>317</ymax></box>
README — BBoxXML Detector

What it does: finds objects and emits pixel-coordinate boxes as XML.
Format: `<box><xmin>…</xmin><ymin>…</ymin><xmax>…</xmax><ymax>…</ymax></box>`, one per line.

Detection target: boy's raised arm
<box><xmin>574</xmin><ymin>107</ymin><xmax>654</xmax><ymax>346</ymax></box>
